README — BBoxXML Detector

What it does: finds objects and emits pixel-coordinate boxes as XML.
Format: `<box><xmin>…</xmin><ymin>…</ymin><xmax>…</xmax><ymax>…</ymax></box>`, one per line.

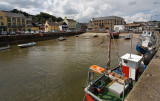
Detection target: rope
<box><xmin>111</xmin><ymin>33</ymin><xmax>120</xmax><ymax>63</ymax></box>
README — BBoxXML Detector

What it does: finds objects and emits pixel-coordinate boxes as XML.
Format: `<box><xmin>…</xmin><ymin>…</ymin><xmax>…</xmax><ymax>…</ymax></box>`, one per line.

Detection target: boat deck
<box><xmin>92</xmin><ymin>79</ymin><xmax>136</xmax><ymax>101</ymax></box>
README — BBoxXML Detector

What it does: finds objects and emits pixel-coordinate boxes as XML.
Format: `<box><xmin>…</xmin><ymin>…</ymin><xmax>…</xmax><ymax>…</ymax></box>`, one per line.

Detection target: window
<box><xmin>13</xmin><ymin>23</ymin><xmax>16</xmax><ymax>27</ymax></box>
<box><xmin>22</xmin><ymin>18</ymin><xmax>24</xmax><ymax>22</ymax></box>
<box><xmin>17</xmin><ymin>18</ymin><xmax>20</xmax><ymax>22</ymax></box>
<box><xmin>1</xmin><ymin>22</ymin><xmax>4</xmax><ymax>26</ymax></box>
<box><xmin>8</xmin><ymin>23</ymin><xmax>11</xmax><ymax>28</ymax></box>
<box><xmin>0</xmin><ymin>16</ymin><xmax>3</xmax><ymax>19</ymax></box>
<box><xmin>7</xmin><ymin>18</ymin><xmax>11</xmax><ymax>22</ymax></box>
<box><xmin>12</xmin><ymin>18</ymin><xmax>16</xmax><ymax>23</ymax></box>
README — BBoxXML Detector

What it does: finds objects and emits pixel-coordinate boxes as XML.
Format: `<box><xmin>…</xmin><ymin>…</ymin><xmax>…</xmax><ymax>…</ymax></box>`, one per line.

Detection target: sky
<box><xmin>0</xmin><ymin>0</ymin><xmax>160</xmax><ymax>23</ymax></box>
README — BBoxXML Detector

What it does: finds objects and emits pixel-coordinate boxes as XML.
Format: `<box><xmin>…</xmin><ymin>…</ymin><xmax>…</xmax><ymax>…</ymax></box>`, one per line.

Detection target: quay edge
<box><xmin>0</xmin><ymin>31</ymin><xmax>84</xmax><ymax>47</ymax></box>
<box><xmin>125</xmin><ymin>31</ymin><xmax>160</xmax><ymax>101</ymax></box>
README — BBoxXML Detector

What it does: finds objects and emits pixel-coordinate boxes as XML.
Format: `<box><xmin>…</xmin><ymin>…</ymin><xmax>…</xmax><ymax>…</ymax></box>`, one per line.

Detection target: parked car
<box><xmin>50</xmin><ymin>30</ymin><xmax>56</xmax><ymax>32</ymax></box>
<box><xmin>30</xmin><ymin>31</ymin><xmax>35</xmax><ymax>34</ymax></box>
<box><xmin>1</xmin><ymin>31</ymin><xmax>8</xmax><ymax>35</ymax></box>
<box><xmin>25</xmin><ymin>31</ymin><xmax>30</xmax><ymax>34</ymax></box>
<box><xmin>35</xmin><ymin>30</ymin><xmax>40</xmax><ymax>34</ymax></box>
<box><xmin>11</xmin><ymin>31</ymin><xmax>16</xmax><ymax>35</ymax></box>
<box><xmin>66</xmin><ymin>30</ymin><xmax>71</xmax><ymax>32</ymax></box>
<box><xmin>44</xmin><ymin>30</ymin><xmax>48</xmax><ymax>33</ymax></box>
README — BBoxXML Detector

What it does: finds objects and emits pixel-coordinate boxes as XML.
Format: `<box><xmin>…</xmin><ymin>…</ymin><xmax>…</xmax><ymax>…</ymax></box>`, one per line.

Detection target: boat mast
<box><xmin>107</xmin><ymin>30</ymin><xmax>112</xmax><ymax>70</ymax></box>
<box><xmin>130</xmin><ymin>23</ymin><xmax>132</xmax><ymax>59</ymax></box>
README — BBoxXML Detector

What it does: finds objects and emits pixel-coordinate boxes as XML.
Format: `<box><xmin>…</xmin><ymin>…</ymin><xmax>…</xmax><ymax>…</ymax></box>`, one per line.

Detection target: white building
<box><xmin>114</xmin><ymin>25</ymin><xmax>125</xmax><ymax>32</ymax></box>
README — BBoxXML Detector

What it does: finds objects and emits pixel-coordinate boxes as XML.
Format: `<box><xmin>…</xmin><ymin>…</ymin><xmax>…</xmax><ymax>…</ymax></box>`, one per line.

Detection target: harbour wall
<box><xmin>0</xmin><ymin>32</ymin><xmax>84</xmax><ymax>47</ymax></box>
<box><xmin>125</xmin><ymin>31</ymin><xmax>160</xmax><ymax>101</ymax></box>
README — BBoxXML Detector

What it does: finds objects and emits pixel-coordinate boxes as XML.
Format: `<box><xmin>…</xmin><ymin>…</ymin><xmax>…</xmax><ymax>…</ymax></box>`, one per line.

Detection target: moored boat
<box><xmin>124</xmin><ymin>34</ymin><xmax>131</xmax><ymax>39</ymax></box>
<box><xmin>107</xmin><ymin>32</ymin><xmax>120</xmax><ymax>39</ymax></box>
<box><xmin>84</xmin><ymin>32</ymin><xmax>144</xmax><ymax>101</ymax></box>
<box><xmin>18</xmin><ymin>42</ymin><xmax>36</xmax><ymax>48</ymax></box>
<box><xmin>0</xmin><ymin>45</ymin><xmax>10</xmax><ymax>51</ymax></box>
<box><xmin>58</xmin><ymin>37</ymin><xmax>66</xmax><ymax>41</ymax></box>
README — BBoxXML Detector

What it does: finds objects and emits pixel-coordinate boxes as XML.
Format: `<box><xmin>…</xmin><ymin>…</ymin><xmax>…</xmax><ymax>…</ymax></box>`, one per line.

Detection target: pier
<box><xmin>125</xmin><ymin>31</ymin><xmax>160</xmax><ymax>101</ymax></box>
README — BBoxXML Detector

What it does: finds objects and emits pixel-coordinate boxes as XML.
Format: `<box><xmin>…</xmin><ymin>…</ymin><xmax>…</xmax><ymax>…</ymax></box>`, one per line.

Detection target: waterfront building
<box><xmin>57</xmin><ymin>22</ymin><xmax>68</xmax><ymax>31</ymax></box>
<box><xmin>0</xmin><ymin>11</ymin><xmax>27</xmax><ymax>33</ymax></box>
<box><xmin>91</xmin><ymin>16</ymin><xmax>125</xmax><ymax>30</ymax></box>
<box><xmin>79</xmin><ymin>23</ymin><xmax>87</xmax><ymax>31</ymax></box>
<box><xmin>76</xmin><ymin>22</ymin><xmax>81</xmax><ymax>31</ymax></box>
<box><xmin>27</xmin><ymin>23</ymin><xmax>40</xmax><ymax>31</ymax></box>
<box><xmin>45</xmin><ymin>20</ymin><xmax>59</xmax><ymax>31</ymax></box>
<box><xmin>63</xmin><ymin>17</ymin><xmax>76</xmax><ymax>30</ymax></box>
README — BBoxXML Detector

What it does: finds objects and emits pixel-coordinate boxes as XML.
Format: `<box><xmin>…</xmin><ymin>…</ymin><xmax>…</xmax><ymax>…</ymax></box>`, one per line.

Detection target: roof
<box><xmin>93</xmin><ymin>16</ymin><xmax>124</xmax><ymax>20</ymax></box>
<box><xmin>3</xmin><ymin>12</ymin><xmax>25</xmax><ymax>18</ymax></box>
<box><xmin>67</xmin><ymin>19</ymin><xmax>76</xmax><ymax>22</ymax></box>
<box><xmin>121</xmin><ymin>53</ymin><xmax>143</xmax><ymax>62</ymax></box>
<box><xmin>48</xmin><ymin>22</ymin><xmax>58</xmax><ymax>25</ymax></box>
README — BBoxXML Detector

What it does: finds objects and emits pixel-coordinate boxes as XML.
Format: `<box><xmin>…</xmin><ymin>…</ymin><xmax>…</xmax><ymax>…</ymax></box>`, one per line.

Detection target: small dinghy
<box><xmin>18</xmin><ymin>42</ymin><xmax>36</xmax><ymax>48</ymax></box>
<box><xmin>124</xmin><ymin>34</ymin><xmax>131</xmax><ymax>39</ymax></box>
<box><xmin>58</xmin><ymin>37</ymin><xmax>66</xmax><ymax>41</ymax></box>
<box><xmin>0</xmin><ymin>45</ymin><xmax>10</xmax><ymax>51</ymax></box>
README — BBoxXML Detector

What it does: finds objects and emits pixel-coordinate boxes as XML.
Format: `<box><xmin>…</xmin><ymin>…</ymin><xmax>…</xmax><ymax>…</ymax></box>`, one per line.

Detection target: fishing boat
<box><xmin>58</xmin><ymin>36</ymin><xmax>66</xmax><ymax>41</ymax></box>
<box><xmin>18</xmin><ymin>42</ymin><xmax>36</xmax><ymax>48</ymax></box>
<box><xmin>84</xmin><ymin>32</ymin><xmax>144</xmax><ymax>101</ymax></box>
<box><xmin>0</xmin><ymin>45</ymin><xmax>10</xmax><ymax>51</ymax></box>
<box><xmin>124</xmin><ymin>34</ymin><xmax>131</xmax><ymax>39</ymax></box>
<box><xmin>107</xmin><ymin>32</ymin><xmax>120</xmax><ymax>39</ymax></box>
<box><xmin>136</xmin><ymin>31</ymin><xmax>156</xmax><ymax>54</ymax></box>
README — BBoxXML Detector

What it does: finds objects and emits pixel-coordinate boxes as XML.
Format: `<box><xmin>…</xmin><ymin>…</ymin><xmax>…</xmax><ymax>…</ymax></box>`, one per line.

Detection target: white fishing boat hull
<box><xmin>18</xmin><ymin>42</ymin><xmax>36</xmax><ymax>48</ymax></box>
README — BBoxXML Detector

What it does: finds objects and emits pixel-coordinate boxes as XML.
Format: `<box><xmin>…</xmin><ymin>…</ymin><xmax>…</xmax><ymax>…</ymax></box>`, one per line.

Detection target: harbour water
<box><xmin>0</xmin><ymin>33</ymin><xmax>138</xmax><ymax>101</ymax></box>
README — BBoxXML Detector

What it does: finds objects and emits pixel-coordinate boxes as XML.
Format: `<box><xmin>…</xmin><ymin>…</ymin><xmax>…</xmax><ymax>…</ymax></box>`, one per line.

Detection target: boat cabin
<box><xmin>121</xmin><ymin>53</ymin><xmax>143</xmax><ymax>81</ymax></box>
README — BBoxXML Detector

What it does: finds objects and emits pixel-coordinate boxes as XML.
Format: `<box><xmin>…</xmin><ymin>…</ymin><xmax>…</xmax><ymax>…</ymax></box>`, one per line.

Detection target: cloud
<box><xmin>0</xmin><ymin>0</ymin><xmax>158</xmax><ymax>23</ymax></box>
<box><xmin>128</xmin><ymin>1</ymin><xmax>137</xmax><ymax>5</ymax></box>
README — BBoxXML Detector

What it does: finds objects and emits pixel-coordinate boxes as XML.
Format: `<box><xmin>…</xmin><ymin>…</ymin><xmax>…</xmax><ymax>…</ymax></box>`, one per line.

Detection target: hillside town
<box><xmin>0</xmin><ymin>10</ymin><xmax>160</xmax><ymax>35</ymax></box>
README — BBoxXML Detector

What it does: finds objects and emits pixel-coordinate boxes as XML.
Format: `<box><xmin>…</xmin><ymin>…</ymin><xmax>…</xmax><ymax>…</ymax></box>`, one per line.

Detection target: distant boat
<box><xmin>93</xmin><ymin>34</ymin><xmax>98</xmax><ymax>37</ymax></box>
<box><xmin>124</xmin><ymin>34</ymin><xmax>131</xmax><ymax>39</ymax></box>
<box><xmin>58</xmin><ymin>37</ymin><xmax>66</xmax><ymax>41</ymax></box>
<box><xmin>18</xmin><ymin>42</ymin><xmax>36</xmax><ymax>48</ymax></box>
<box><xmin>0</xmin><ymin>45</ymin><xmax>10</xmax><ymax>51</ymax></box>
<box><xmin>107</xmin><ymin>32</ymin><xmax>120</xmax><ymax>39</ymax></box>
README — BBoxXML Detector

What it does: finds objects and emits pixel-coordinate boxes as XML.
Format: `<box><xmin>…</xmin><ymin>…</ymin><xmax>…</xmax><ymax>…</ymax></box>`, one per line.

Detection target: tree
<box><xmin>56</xmin><ymin>17</ymin><xmax>63</xmax><ymax>22</ymax></box>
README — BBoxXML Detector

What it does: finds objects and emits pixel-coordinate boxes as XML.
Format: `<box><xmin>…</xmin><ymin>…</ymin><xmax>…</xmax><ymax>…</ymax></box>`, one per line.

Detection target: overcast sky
<box><xmin>0</xmin><ymin>0</ymin><xmax>160</xmax><ymax>23</ymax></box>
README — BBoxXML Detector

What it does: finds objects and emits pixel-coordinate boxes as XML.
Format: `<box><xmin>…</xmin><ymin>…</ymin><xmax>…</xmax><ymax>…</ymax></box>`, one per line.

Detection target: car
<box><xmin>44</xmin><ymin>30</ymin><xmax>48</xmax><ymax>33</ymax></box>
<box><xmin>35</xmin><ymin>30</ymin><xmax>40</xmax><ymax>34</ymax></box>
<box><xmin>25</xmin><ymin>31</ymin><xmax>30</xmax><ymax>34</ymax></box>
<box><xmin>11</xmin><ymin>31</ymin><xmax>16</xmax><ymax>35</ymax></box>
<box><xmin>50</xmin><ymin>30</ymin><xmax>55</xmax><ymax>32</ymax></box>
<box><xmin>1</xmin><ymin>31</ymin><xmax>8</xmax><ymax>35</ymax></box>
<box><xmin>30</xmin><ymin>31</ymin><xmax>35</xmax><ymax>34</ymax></box>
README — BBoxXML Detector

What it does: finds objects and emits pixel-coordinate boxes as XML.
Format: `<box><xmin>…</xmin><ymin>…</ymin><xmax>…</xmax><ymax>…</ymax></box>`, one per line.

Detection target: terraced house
<box><xmin>0</xmin><ymin>11</ymin><xmax>27</xmax><ymax>33</ymax></box>
<box><xmin>63</xmin><ymin>17</ymin><xmax>76</xmax><ymax>30</ymax></box>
